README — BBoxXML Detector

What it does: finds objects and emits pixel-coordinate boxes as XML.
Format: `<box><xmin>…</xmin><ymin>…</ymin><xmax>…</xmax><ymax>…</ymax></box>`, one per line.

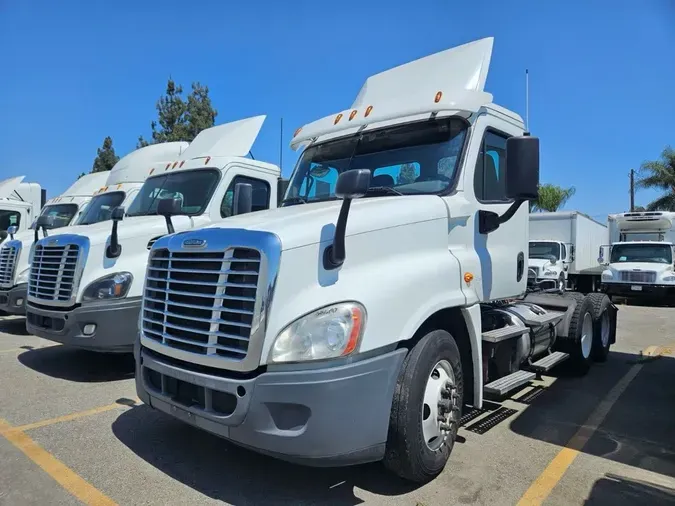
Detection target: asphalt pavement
<box><xmin>1</xmin><ymin>304</ymin><xmax>674</xmax><ymax>506</ymax></box>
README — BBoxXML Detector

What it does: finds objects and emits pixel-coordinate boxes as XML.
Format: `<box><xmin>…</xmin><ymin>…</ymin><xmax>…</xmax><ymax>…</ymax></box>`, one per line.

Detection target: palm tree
<box><xmin>635</xmin><ymin>146</ymin><xmax>675</xmax><ymax>210</ymax></box>
<box><xmin>530</xmin><ymin>184</ymin><xmax>576</xmax><ymax>212</ymax></box>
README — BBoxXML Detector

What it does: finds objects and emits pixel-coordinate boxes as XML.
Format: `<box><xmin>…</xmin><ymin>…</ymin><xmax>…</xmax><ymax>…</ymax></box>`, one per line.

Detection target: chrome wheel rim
<box><xmin>581</xmin><ymin>312</ymin><xmax>593</xmax><ymax>358</ymax></box>
<box><xmin>422</xmin><ymin>360</ymin><xmax>455</xmax><ymax>451</ymax></box>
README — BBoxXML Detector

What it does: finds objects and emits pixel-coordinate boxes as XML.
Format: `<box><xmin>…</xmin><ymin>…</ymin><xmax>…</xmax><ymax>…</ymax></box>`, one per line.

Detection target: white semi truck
<box><xmin>528</xmin><ymin>211</ymin><xmax>607</xmax><ymax>292</ymax></box>
<box><xmin>0</xmin><ymin>177</ymin><xmax>45</xmax><ymax>243</ymax></box>
<box><xmin>600</xmin><ymin>211</ymin><xmax>675</xmax><ymax>301</ymax></box>
<box><xmin>133</xmin><ymin>38</ymin><xmax>617</xmax><ymax>483</ymax></box>
<box><xmin>0</xmin><ymin>143</ymin><xmax>185</xmax><ymax>317</ymax></box>
<box><xmin>0</xmin><ymin>172</ymin><xmax>108</xmax><ymax>315</ymax></box>
<box><xmin>26</xmin><ymin>116</ymin><xmax>285</xmax><ymax>353</ymax></box>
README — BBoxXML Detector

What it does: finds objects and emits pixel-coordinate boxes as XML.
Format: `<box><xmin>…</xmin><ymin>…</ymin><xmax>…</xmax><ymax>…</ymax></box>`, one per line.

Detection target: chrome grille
<box><xmin>528</xmin><ymin>266</ymin><xmax>540</xmax><ymax>279</ymax></box>
<box><xmin>142</xmin><ymin>247</ymin><xmax>261</xmax><ymax>360</ymax></box>
<box><xmin>28</xmin><ymin>244</ymin><xmax>80</xmax><ymax>303</ymax></box>
<box><xmin>619</xmin><ymin>270</ymin><xmax>656</xmax><ymax>283</ymax></box>
<box><xmin>0</xmin><ymin>242</ymin><xmax>20</xmax><ymax>288</ymax></box>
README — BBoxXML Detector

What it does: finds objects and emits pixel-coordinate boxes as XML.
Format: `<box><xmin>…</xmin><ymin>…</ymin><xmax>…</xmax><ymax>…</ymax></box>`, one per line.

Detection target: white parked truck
<box><xmin>26</xmin><ymin>116</ymin><xmax>284</xmax><ymax>353</ymax></box>
<box><xmin>0</xmin><ymin>172</ymin><xmax>109</xmax><ymax>315</ymax></box>
<box><xmin>528</xmin><ymin>211</ymin><xmax>607</xmax><ymax>292</ymax></box>
<box><xmin>0</xmin><ymin>176</ymin><xmax>45</xmax><ymax>243</ymax></box>
<box><xmin>133</xmin><ymin>38</ymin><xmax>617</xmax><ymax>483</ymax></box>
<box><xmin>600</xmin><ymin>211</ymin><xmax>675</xmax><ymax>301</ymax></box>
<box><xmin>0</xmin><ymin>143</ymin><xmax>186</xmax><ymax>317</ymax></box>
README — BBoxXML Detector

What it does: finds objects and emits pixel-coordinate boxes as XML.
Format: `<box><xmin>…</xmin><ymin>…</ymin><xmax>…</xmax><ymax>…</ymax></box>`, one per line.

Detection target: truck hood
<box><xmin>197</xmin><ymin>195</ymin><xmax>448</xmax><ymax>250</ymax></box>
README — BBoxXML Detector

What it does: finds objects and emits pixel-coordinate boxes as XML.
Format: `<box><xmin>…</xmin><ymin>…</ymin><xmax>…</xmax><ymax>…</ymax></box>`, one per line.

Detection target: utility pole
<box><xmin>629</xmin><ymin>168</ymin><xmax>635</xmax><ymax>212</ymax></box>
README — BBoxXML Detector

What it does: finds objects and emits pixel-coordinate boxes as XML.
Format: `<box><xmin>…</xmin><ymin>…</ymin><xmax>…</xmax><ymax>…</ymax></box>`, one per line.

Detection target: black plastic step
<box><xmin>481</xmin><ymin>325</ymin><xmax>527</xmax><ymax>343</ymax></box>
<box><xmin>464</xmin><ymin>406</ymin><xmax>518</xmax><ymax>435</ymax></box>
<box><xmin>484</xmin><ymin>370</ymin><xmax>536</xmax><ymax>397</ymax></box>
<box><xmin>529</xmin><ymin>351</ymin><xmax>569</xmax><ymax>373</ymax></box>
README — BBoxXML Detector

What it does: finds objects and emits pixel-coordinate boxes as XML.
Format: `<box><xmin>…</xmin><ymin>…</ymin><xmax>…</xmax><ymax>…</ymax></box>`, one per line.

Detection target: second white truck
<box><xmin>528</xmin><ymin>211</ymin><xmax>607</xmax><ymax>292</ymax></box>
<box><xmin>0</xmin><ymin>176</ymin><xmax>45</xmax><ymax>243</ymax></box>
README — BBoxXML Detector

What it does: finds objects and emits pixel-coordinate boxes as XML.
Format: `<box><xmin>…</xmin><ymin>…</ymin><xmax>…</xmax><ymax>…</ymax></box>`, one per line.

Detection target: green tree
<box><xmin>397</xmin><ymin>163</ymin><xmax>417</xmax><ymax>185</ymax></box>
<box><xmin>530</xmin><ymin>184</ymin><xmax>576</xmax><ymax>212</ymax></box>
<box><xmin>635</xmin><ymin>146</ymin><xmax>675</xmax><ymax>210</ymax></box>
<box><xmin>137</xmin><ymin>79</ymin><xmax>218</xmax><ymax>147</ymax></box>
<box><xmin>92</xmin><ymin>136</ymin><xmax>120</xmax><ymax>172</ymax></box>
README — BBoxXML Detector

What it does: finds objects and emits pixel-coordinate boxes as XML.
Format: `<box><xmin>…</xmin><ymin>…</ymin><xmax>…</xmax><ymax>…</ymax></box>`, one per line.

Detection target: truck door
<box><xmin>471</xmin><ymin>123</ymin><xmax>529</xmax><ymax>300</ymax></box>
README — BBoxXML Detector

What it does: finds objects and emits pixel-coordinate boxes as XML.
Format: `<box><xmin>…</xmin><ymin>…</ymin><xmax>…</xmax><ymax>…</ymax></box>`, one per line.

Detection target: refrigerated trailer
<box><xmin>134</xmin><ymin>37</ymin><xmax>617</xmax><ymax>484</ymax></box>
<box><xmin>528</xmin><ymin>211</ymin><xmax>607</xmax><ymax>292</ymax></box>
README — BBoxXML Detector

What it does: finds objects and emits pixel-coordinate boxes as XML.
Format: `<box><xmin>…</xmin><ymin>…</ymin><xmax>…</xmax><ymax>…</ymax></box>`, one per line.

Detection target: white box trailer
<box><xmin>529</xmin><ymin>211</ymin><xmax>607</xmax><ymax>292</ymax></box>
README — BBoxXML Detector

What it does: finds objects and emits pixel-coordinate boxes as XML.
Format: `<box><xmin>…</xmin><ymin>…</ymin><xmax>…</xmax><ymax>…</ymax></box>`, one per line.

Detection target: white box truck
<box><xmin>0</xmin><ymin>176</ymin><xmax>45</xmax><ymax>243</ymax></box>
<box><xmin>25</xmin><ymin>115</ymin><xmax>286</xmax><ymax>353</ymax></box>
<box><xmin>600</xmin><ymin>211</ymin><xmax>675</xmax><ymax>301</ymax></box>
<box><xmin>528</xmin><ymin>211</ymin><xmax>607</xmax><ymax>292</ymax></box>
<box><xmin>133</xmin><ymin>38</ymin><xmax>617</xmax><ymax>484</ymax></box>
<box><xmin>0</xmin><ymin>172</ymin><xmax>109</xmax><ymax>315</ymax></box>
<box><xmin>0</xmin><ymin>143</ymin><xmax>187</xmax><ymax>317</ymax></box>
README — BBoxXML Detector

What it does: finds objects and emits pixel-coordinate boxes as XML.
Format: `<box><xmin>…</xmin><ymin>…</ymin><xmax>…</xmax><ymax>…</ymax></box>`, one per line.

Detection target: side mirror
<box><xmin>233</xmin><ymin>182</ymin><xmax>253</xmax><ymax>216</ymax></box>
<box><xmin>324</xmin><ymin>169</ymin><xmax>372</xmax><ymax>269</ymax></box>
<box><xmin>505</xmin><ymin>135</ymin><xmax>540</xmax><ymax>201</ymax></box>
<box><xmin>111</xmin><ymin>206</ymin><xmax>125</xmax><ymax>222</ymax></box>
<box><xmin>567</xmin><ymin>243</ymin><xmax>575</xmax><ymax>262</ymax></box>
<box><xmin>157</xmin><ymin>198</ymin><xmax>182</xmax><ymax>235</ymax></box>
<box><xmin>34</xmin><ymin>215</ymin><xmax>54</xmax><ymax>242</ymax></box>
<box><xmin>7</xmin><ymin>225</ymin><xmax>17</xmax><ymax>240</ymax></box>
<box><xmin>106</xmin><ymin>206</ymin><xmax>125</xmax><ymax>259</ymax></box>
<box><xmin>598</xmin><ymin>245</ymin><xmax>611</xmax><ymax>266</ymax></box>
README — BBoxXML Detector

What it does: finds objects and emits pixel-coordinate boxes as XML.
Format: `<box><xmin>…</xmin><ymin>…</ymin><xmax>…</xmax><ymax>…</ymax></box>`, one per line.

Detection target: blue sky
<box><xmin>1</xmin><ymin>0</ymin><xmax>673</xmax><ymax>221</ymax></box>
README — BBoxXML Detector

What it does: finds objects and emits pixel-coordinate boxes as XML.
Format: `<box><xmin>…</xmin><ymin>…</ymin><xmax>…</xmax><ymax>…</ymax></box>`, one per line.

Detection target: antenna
<box><xmin>525</xmin><ymin>68</ymin><xmax>530</xmax><ymax>134</ymax></box>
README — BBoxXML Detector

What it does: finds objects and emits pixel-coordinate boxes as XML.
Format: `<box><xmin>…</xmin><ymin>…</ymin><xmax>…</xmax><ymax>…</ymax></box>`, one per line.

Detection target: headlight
<box><xmin>82</xmin><ymin>272</ymin><xmax>133</xmax><ymax>302</ymax></box>
<box><xmin>269</xmin><ymin>302</ymin><xmax>366</xmax><ymax>363</ymax></box>
<box><xmin>15</xmin><ymin>268</ymin><xmax>30</xmax><ymax>285</ymax></box>
<box><xmin>662</xmin><ymin>274</ymin><xmax>675</xmax><ymax>282</ymax></box>
<box><xmin>543</xmin><ymin>270</ymin><xmax>556</xmax><ymax>276</ymax></box>
<box><xmin>602</xmin><ymin>271</ymin><xmax>613</xmax><ymax>281</ymax></box>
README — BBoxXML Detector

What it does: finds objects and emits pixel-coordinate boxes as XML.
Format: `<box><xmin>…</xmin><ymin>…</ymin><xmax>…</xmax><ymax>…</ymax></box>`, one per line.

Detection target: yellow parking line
<box><xmin>0</xmin><ymin>417</ymin><xmax>118</xmax><ymax>506</ymax></box>
<box><xmin>517</xmin><ymin>346</ymin><xmax>663</xmax><ymax>505</ymax></box>
<box><xmin>10</xmin><ymin>403</ymin><xmax>126</xmax><ymax>433</ymax></box>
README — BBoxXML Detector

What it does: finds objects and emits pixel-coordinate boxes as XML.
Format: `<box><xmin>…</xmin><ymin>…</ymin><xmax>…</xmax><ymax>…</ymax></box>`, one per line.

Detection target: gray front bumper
<box><xmin>136</xmin><ymin>344</ymin><xmax>406</xmax><ymax>466</ymax></box>
<box><xmin>25</xmin><ymin>297</ymin><xmax>141</xmax><ymax>352</ymax></box>
<box><xmin>0</xmin><ymin>283</ymin><xmax>27</xmax><ymax>315</ymax></box>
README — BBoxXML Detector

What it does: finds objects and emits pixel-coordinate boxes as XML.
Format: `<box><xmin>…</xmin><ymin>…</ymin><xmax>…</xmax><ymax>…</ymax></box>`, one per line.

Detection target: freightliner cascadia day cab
<box><xmin>134</xmin><ymin>38</ymin><xmax>617</xmax><ymax>483</ymax></box>
<box><xmin>0</xmin><ymin>176</ymin><xmax>45</xmax><ymax>244</ymax></box>
<box><xmin>528</xmin><ymin>211</ymin><xmax>607</xmax><ymax>292</ymax></box>
<box><xmin>0</xmin><ymin>143</ymin><xmax>186</xmax><ymax>318</ymax></box>
<box><xmin>600</xmin><ymin>211</ymin><xmax>675</xmax><ymax>301</ymax></box>
<box><xmin>26</xmin><ymin>116</ymin><xmax>283</xmax><ymax>352</ymax></box>
<box><xmin>0</xmin><ymin>171</ymin><xmax>109</xmax><ymax>315</ymax></box>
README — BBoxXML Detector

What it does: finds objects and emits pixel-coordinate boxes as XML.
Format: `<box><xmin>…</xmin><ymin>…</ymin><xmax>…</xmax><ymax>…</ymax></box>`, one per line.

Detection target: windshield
<box><xmin>30</xmin><ymin>204</ymin><xmax>79</xmax><ymax>229</ymax></box>
<box><xmin>0</xmin><ymin>209</ymin><xmax>21</xmax><ymax>232</ymax></box>
<box><xmin>126</xmin><ymin>169</ymin><xmax>220</xmax><ymax>217</ymax></box>
<box><xmin>529</xmin><ymin>241</ymin><xmax>561</xmax><ymax>260</ymax></box>
<box><xmin>610</xmin><ymin>243</ymin><xmax>673</xmax><ymax>264</ymax></box>
<box><xmin>75</xmin><ymin>191</ymin><xmax>126</xmax><ymax>225</ymax></box>
<box><xmin>285</xmin><ymin>118</ymin><xmax>467</xmax><ymax>204</ymax></box>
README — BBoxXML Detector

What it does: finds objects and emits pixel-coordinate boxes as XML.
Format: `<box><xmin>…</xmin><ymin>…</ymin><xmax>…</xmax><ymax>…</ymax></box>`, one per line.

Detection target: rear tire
<box><xmin>558</xmin><ymin>294</ymin><xmax>594</xmax><ymax>375</ymax></box>
<box><xmin>586</xmin><ymin>293</ymin><xmax>614</xmax><ymax>362</ymax></box>
<box><xmin>383</xmin><ymin>329</ymin><xmax>463</xmax><ymax>484</ymax></box>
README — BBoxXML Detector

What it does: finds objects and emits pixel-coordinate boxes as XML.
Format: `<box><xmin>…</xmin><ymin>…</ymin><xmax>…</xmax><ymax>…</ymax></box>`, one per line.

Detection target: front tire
<box><xmin>383</xmin><ymin>329</ymin><xmax>463</xmax><ymax>483</ymax></box>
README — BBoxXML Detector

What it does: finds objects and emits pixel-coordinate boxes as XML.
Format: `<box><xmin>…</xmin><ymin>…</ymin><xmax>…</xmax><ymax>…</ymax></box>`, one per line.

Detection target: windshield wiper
<box><xmin>281</xmin><ymin>196</ymin><xmax>307</xmax><ymax>206</ymax></box>
<box><xmin>364</xmin><ymin>186</ymin><xmax>403</xmax><ymax>197</ymax></box>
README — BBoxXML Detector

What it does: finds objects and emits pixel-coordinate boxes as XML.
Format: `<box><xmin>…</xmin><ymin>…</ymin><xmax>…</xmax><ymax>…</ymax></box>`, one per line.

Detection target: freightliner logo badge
<box><xmin>182</xmin><ymin>238</ymin><xmax>207</xmax><ymax>248</ymax></box>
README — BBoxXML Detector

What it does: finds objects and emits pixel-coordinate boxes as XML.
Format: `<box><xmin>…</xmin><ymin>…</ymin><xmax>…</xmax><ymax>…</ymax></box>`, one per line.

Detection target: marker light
<box><xmin>172</xmin><ymin>161</ymin><xmax>179</xmax><ymax>169</ymax></box>
<box><xmin>293</xmin><ymin>127</ymin><xmax>302</xmax><ymax>137</ymax></box>
<box><xmin>365</xmin><ymin>105</ymin><xmax>373</xmax><ymax>117</ymax></box>
<box><xmin>334</xmin><ymin>113</ymin><xmax>343</xmax><ymax>125</ymax></box>
<box><xmin>435</xmin><ymin>91</ymin><xmax>443</xmax><ymax>103</ymax></box>
<box><xmin>179</xmin><ymin>160</ymin><xmax>185</xmax><ymax>168</ymax></box>
<box><xmin>165</xmin><ymin>163</ymin><xmax>171</xmax><ymax>169</ymax></box>
<box><xmin>204</xmin><ymin>156</ymin><xmax>211</xmax><ymax>165</ymax></box>
<box><xmin>349</xmin><ymin>110</ymin><xmax>357</xmax><ymax>121</ymax></box>
<box><xmin>149</xmin><ymin>168</ymin><xmax>155</xmax><ymax>175</ymax></box>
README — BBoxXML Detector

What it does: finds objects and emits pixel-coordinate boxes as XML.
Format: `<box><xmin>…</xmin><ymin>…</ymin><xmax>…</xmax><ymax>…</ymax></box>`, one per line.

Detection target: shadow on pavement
<box><xmin>17</xmin><ymin>346</ymin><xmax>135</xmax><ymax>382</ymax></box>
<box><xmin>112</xmin><ymin>404</ymin><xmax>418</xmax><ymax>506</ymax></box>
<box><xmin>509</xmin><ymin>350</ymin><xmax>675</xmax><ymax>478</ymax></box>
<box><xmin>585</xmin><ymin>473</ymin><xmax>675</xmax><ymax>505</ymax></box>
<box><xmin>0</xmin><ymin>316</ymin><xmax>29</xmax><ymax>336</ymax></box>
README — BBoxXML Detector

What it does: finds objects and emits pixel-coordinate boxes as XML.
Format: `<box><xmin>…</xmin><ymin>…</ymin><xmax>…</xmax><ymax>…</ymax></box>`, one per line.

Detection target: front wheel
<box><xmin>383</xmin><ymin>329</ymin><xmax>464</xmax><ymax>483</ymax></box>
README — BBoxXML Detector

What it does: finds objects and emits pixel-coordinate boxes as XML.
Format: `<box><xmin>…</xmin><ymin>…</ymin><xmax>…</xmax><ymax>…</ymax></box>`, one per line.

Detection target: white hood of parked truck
<box><xmin>196</xmin><ymin>196</ymin><xmax>448</xmax><ymax>250</ymax></box>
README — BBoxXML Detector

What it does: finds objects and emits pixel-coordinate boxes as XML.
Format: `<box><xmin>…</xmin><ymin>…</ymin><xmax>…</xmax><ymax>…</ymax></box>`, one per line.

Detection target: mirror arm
<box><xmin>498</xmin><ymin>199</ymin><xmax>527</xmax><ymax>225</ymax></box>
<box><xmin>106</xmin><ymin>221</ymin><xmax>122</xmax><ymax>258</ymax></box>
<box><xmin>323</xmin><ymin>199</ymin><xmax>352</xmax><ymax>270</ymax></box>
<box><xmin>164</xmin><ymin>216</ymin><xmax>175</xmax><ymax>235</ymax></box>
